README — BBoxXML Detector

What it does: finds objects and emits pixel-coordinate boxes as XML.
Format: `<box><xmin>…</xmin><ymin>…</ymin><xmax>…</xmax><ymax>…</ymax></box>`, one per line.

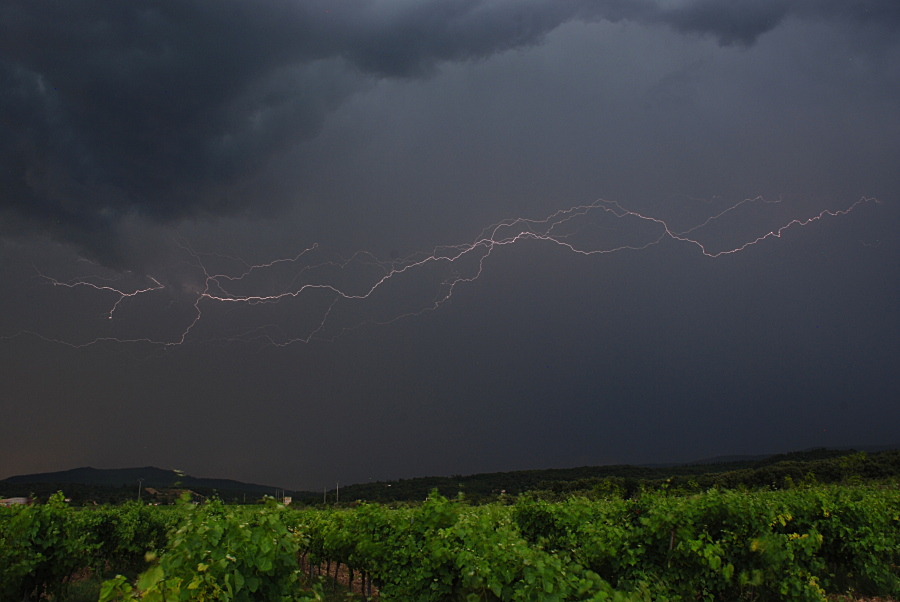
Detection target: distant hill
<box><xmin>305</xmin><ymin>445</ymin><xmax>900</xmax><ymax>504</ymax></box>
<box><xmin>674</xmin><ymin>444</ymin><xmax>900</xmax><ymax>468</ymax></box>
<box><xmin>3</xmin><ymin>466</ymin><xmax>277</xmax><ymax>493</ymax></box>
<box><xmin>0</xmin><ymin>466</ymin><xmax>315</xmax><ymax>504</ymax></box>
<box><xmin>677</xmin><ymin>454</ymin><xmax>775</xmax><ymax>466</ymax></box>
<box><xmin>4</xmin><ymin>444</ymin><xmax>898</xmax><ymax>505</ymax></box>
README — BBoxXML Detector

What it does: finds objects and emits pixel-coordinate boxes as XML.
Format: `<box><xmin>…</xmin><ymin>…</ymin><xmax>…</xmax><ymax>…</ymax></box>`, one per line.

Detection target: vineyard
<box><xmin>1</xmin><ymin>485</ymin><xmax>899</xmax><ymax>601</ymax></box>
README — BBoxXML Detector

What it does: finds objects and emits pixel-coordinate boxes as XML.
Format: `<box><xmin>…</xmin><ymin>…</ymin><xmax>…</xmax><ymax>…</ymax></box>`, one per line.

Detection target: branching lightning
<box><xmin>34</xmin><ymin>270</ymin><xmax>165</xmax><ymax>320</ymax></box>
<box><xmin>9</xmin><ymin>196</ymin><xmax>877</xmax><ymax>349</ymax></box>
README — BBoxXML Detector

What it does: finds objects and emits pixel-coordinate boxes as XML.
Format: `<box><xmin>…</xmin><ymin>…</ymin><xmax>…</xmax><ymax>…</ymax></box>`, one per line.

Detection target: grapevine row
<box><xmin>2</xmin><ymin>485</ymin><xmax>898</xmax><ymax>600</ymax></box>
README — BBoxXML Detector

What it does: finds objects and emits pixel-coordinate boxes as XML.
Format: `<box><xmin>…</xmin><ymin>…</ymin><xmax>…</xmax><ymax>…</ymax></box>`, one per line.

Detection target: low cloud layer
<box><xmin>1</xmin><ymin>0</ymin><xmax>897</xmax><ymax>268</ymax></box>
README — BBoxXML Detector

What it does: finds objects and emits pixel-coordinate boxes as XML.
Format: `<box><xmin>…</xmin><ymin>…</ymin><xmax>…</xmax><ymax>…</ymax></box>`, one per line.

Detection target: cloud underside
<box><xmin>1</xmin><ymin>0</ymin><xmax>897</xmax><ymax>268</ymax></box>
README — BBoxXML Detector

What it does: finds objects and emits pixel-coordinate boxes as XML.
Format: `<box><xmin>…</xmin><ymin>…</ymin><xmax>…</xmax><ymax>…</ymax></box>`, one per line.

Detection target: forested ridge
<box><xmin>4</xmin><ymin>448</ymin><xmax>899</xmax><ymax>506</ymax></box>
<box><xmin>309</xmin><ymin>448</ymin><xmax>900</xmax><ymax>504</ymax></box>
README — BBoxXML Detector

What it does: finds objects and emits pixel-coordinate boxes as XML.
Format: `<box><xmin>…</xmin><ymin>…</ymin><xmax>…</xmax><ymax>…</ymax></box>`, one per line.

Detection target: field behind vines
<box><xmin>2</xmin><ymin>484</ymin><xmax>899</xmax><ymax>601</ymax></box>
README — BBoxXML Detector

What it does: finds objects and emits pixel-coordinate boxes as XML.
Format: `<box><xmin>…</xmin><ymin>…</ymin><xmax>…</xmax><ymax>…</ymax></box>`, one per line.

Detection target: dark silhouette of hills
<box><xmin>0</xmin><ymin>466</ymin><xmax>314</xmax><ymax>504</ymax></box>
<box><xmin>308</xmin><ymin>445</ymin><xmax>900</xmax><ymax>504</ymax></box>
<box><xmin>688</xmin><ymin>444</ymin><xmax>900</xmax><ymax>467</ymax></box>
<box><xmin>3</xmin><ymin>444</ymin><xmax>897</xmax><ymax>505</ymax></box>
<box><xmin>3</xmin><ymin>466</ymin><xmax>275</xmax><ymax>492</ymax></box>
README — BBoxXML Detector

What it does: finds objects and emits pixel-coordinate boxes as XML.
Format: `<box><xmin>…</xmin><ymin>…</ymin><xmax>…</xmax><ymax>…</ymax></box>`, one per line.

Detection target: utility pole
<box><xmin>137</xmin><ymin>478</ymin><xmax>144</xmax><ymax>502</ymax></box>
<box><xmin>336</xmin><ymin>482</ymin><xmax>339</xmax><ymax>504</ymax></box>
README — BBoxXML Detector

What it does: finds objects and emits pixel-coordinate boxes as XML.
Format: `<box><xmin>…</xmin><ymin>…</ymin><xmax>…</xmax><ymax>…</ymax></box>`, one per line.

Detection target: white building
<box><xmin>0</xmin><ymin>497</ymin><xmax>32</xmax><ymax>506</ymax></box>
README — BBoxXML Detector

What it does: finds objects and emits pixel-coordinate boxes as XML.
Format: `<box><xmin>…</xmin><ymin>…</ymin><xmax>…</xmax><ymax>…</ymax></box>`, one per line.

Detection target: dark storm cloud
<box><xmin>1</xmin><ymin>0</ymin><xmax>896</xmax><ymax>268</ymax></box>
<box><xmin>661</xmin><ymin>0</ymin><xmax>900</xmax><ymax>47</ymax></box>
<box><xmin>659</xmin><ymin>0</ymin><xmax>789</xmax><ymax>46</ymax></box>
<box><xmin>0</xmin><ymin>0</ymin><xmax>354</xmax><ymax>268</ymax></box>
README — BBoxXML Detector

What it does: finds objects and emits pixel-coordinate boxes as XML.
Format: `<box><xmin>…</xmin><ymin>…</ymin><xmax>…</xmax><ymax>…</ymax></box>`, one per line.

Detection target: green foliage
<box><xmin>2</xmin><ymin>483</ymin><xmax>898</xmax><ymax>601</ymax></box>
<box><xmin>100</xmin><ymin>497</ymin><xmax>320</xmax><ymax>601</ymax></box>
<box><xmin>0</xmin><ymin>491</ymin><xmax>96</xmax><ymax>601</ymax></box>
<box><xmin>297</xmin><ymin>485</ymin><xmax>900</xmax><ymax>601</ymax></box>
<box><xmin>512</xmin><ymin>485</ymin><xmax>900</xmax><ymax>601</ymax></box>
<box><xmin>297</xmin><ymin>491</ymin><xmax>630</xmax><ymax>601</ymax></box>
<box><xmin>80</xmin><ymin>501</ymin><xmax>177</xmax><ymax>576</ymax></box>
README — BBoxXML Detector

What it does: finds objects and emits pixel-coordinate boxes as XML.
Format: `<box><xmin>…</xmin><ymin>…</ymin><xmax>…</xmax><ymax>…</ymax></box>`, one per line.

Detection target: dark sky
<box><xmin>1</xmin><ymin>0</ymin><xmax>898</xmax><ymax>491</ymax></box>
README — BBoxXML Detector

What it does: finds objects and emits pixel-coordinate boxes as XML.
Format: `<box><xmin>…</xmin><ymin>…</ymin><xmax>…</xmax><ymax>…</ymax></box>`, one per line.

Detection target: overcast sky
<box><xmin>2</xmin><ymin>0</ymin><xmax>898</xmax><ymax>491</ymax></box>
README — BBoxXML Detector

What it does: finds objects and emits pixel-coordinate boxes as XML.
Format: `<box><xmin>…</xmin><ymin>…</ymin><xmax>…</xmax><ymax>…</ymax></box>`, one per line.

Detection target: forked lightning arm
<box><xmin>21</xmin><ymin>196</ymin><xmax>877</xmax><ymax>348</ymax></box>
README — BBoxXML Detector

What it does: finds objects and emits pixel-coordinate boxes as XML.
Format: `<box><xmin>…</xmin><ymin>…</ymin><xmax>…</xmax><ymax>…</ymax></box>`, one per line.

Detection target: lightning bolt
<box><xmin>6</xmin><ymin>196</ymin><xmax>878</xmax><ymax>349</ymax></box>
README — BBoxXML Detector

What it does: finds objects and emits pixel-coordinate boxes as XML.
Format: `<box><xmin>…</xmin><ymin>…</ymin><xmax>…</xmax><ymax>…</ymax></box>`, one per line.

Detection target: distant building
<box><xmin>0</xmin><ymin>497</ymin><xmax>33</xmax><ymax>506</ymax></box>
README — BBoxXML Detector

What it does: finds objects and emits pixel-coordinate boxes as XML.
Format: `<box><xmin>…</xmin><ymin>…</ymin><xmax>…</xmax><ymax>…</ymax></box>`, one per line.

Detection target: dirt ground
<box><xmin>299</xmin><ymin>556</ymin><xmax>379</xmax><ymax>600</ymax></box>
